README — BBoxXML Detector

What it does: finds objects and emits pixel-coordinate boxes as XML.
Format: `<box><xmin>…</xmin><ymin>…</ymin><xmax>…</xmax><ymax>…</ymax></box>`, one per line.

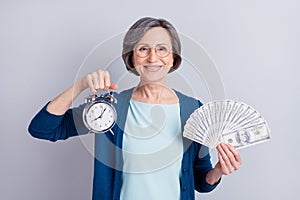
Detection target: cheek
<box><xmin>164</xmin><ymin>55</ymin><xmax>174</xmax><ymax>67</ymax></box>
<box><xmin>132</xmin><ymin>54</ymin><xmax>142</xmax><ymax>66</ymax></box>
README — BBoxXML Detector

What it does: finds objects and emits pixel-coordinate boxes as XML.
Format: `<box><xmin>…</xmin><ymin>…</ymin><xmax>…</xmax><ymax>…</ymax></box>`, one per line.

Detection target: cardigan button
<box><xmin>183</xmin><ymin>168</ymin><xmax>188</xmax><ymax>173</ymax></box>
<box><xmin>183</xmin><ymin>186</ymin><xmax>188</xmax><ymax>192</ymax></box>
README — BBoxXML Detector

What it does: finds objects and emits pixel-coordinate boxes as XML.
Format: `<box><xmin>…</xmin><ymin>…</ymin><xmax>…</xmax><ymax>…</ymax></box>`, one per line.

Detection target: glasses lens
<box><xmin>135</xmin><ymin>44</ymin><xmax>171</xmax><ymax>58</ymax></box>
<box><xmin>155</xmin><ymin>44</ymin><xmax>170</xmax><ymax>58</ymax></box>
<box><xmin>136</xmin><ymin>45</ymin><xmax>150</xmax><ymax>58</ymax></box>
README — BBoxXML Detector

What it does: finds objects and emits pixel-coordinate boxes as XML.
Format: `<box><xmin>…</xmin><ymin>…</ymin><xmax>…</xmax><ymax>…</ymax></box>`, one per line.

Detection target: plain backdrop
<box><xmin>1</xmin><ymin>0</ymin><xmax>299</xmax><ymax>199</ymax></box>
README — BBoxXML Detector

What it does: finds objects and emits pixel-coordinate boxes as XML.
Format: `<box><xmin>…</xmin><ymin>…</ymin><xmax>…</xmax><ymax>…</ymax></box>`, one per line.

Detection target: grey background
<box><xmin>1</xmin><ymin>0</ymin><xmax>299</xmax><ymax>200</ymax></box>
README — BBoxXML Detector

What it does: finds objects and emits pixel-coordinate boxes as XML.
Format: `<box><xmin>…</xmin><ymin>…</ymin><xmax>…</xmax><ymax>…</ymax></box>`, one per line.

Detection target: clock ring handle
<box><xmin>85</xmin><ymin>92</ymin><xmax>98</xmax><ymax>103</ymax></box>
<box><xmin>103</xmin><ymin>90</ymin><xmax>117</xmax><ymax>104</ymax></box>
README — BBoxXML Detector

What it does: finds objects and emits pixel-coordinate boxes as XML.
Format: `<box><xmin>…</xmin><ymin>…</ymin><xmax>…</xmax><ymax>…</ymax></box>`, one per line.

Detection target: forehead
<box><xmin>137</xmin><ymin>27</ymin><xmax>172</xmax><ymax>45</ymax></box>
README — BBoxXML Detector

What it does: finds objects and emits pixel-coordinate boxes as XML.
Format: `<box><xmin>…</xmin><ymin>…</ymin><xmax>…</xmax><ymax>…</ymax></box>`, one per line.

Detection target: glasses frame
<box><xmin>134</xmin><ymin>43</ymin><xmax>172</xmax><ymax>58</ymax></box>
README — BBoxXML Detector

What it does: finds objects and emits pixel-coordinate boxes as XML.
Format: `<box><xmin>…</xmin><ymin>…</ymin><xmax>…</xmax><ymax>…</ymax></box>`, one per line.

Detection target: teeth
<box><xmin>144</xmin><ymin>65</ymin><xmax>162</xmax><ymax>71</ymax></box>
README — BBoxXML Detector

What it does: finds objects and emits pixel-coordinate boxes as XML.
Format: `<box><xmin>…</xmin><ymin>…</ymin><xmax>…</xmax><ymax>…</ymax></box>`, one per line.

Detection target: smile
<box><xmin>143</xmin><ymin>65</ymin><xmax>163</xmax><ymax>72</ymax></box>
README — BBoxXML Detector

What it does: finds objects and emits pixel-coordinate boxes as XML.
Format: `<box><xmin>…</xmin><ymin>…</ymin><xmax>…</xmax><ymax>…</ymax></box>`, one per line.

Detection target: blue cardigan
<box><xmin>28</xmin><ymin>88</ymin><xmax>220</xmax><ymax>200</ymax></box>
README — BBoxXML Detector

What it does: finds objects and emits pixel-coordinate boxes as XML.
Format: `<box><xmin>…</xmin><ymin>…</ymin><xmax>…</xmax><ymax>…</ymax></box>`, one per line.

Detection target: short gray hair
<box><xmin>122</xmin><ymin>17</ymin><xmax>182</xmax><ymax>75</ymax></box>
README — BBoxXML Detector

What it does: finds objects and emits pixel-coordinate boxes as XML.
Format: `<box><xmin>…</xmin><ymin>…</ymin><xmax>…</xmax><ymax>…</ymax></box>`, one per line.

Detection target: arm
<box><xmin>28</xmin><ymin>70</ymin><xmax>117</xmax><ymax>141</ymax></box>
<box><xmin>47</xmin><ymin>70</ymin><xmax>117</xmax><ymax>115</ymax></box>
<box><xmin>193</xmin><ymin>145</ymin><xmax>220</xmax><ymax>193</ymax></box>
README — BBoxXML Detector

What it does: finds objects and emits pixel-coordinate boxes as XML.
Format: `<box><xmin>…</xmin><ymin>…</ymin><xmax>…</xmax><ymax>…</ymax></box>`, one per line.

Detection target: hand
<box><xmin>205</xmin><ymin>143</ymin><xmax>242</xmax><ymax>185</ymax></box>
<box><xmin>81</xmin><ymin>70</ymin><xmax>118</xmax><ymax>93</ymax></box>
<box><xmin>46</xmin><ymin>70</ymin><xmax>117</xmax><ymax>115</ymax></box>
<box><xmin>216</xmin><ymin>143</ymin><xmax>242</xmax><ymax>175</ymax></box>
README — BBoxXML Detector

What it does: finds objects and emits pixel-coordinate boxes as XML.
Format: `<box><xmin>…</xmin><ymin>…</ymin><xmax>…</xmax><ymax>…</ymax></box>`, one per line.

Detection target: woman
<box><xmin>28</xmin><ymin>17</ymin><xmax>242</xmax><ymax>200</ymax></box>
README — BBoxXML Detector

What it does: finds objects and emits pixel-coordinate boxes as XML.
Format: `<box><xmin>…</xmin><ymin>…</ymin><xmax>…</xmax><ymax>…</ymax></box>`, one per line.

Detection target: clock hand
<box><xmin>93</xmin><ymin>107</ymin><xmax>107</xmax><ymax>121</ymax></box>
<box><xmin>99</xmin><ymin>107</ymin><xmax>107</xmax><ymax>118</ymax></box>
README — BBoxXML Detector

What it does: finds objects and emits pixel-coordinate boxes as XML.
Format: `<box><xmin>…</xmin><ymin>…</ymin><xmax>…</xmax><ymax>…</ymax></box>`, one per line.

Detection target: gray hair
<box><xmin>122</xmin><ymin>17</ymin><xmax>182</xmax><ymax>75</ymax></box>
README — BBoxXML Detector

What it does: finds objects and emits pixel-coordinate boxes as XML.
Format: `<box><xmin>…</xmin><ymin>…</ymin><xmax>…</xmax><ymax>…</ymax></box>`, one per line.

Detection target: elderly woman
<box><xmin>28</xmin><ymin>17</ymin><xmax>242</xmax><ymax>200</ymax></box>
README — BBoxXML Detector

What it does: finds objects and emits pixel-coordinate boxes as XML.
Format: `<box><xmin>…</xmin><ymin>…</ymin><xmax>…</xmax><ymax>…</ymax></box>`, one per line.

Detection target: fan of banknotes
<box><xmin>183</xmin><ymin>100</ymin><xmax>271</xmax><ymax>149</ymax></box>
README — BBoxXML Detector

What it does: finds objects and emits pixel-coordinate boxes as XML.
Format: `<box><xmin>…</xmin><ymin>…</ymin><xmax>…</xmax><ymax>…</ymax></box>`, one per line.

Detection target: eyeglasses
<box><xmin>134</xmin><ymin>44</ymin><xmax>171</xmax><ymax>58</ymax></box>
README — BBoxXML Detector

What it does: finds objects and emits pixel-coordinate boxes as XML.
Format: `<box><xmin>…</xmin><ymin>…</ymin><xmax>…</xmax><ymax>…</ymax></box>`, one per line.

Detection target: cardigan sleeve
<box><xmin>193</xmin><ymin>145</ymin><xmax>221</xmax><ymax>193</ymax></box>
<box><xmin>28</xmin><ymin>102</ymin><xmax>88</xmax><ymax>142</ymax></box>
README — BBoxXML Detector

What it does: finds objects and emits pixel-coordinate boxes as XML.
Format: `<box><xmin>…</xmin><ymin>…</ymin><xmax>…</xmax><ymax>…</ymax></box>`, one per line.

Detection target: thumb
<box><xmin>109</xmin><ymin>83</ymin><xmax>118</xmax><ymax>90</ymax></box>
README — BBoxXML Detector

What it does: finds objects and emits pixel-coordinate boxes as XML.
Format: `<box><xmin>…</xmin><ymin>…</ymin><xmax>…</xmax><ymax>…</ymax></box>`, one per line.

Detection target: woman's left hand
<box><xmin>205</xmin><ymin>143</ymin><xmax>242</xmax><ymax>185</ymax></box>
<box><xmin>216</xmin><ymin>143</ymin><xmax>242</xmax><ymax>175</ymax></box>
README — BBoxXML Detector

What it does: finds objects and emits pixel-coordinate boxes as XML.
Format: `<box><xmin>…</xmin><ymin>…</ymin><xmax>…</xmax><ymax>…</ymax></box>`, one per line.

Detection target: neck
<box><xmin>132</xmin><ymin>82</ymin><xmax>178</xmax><ymax>104</ymax></box>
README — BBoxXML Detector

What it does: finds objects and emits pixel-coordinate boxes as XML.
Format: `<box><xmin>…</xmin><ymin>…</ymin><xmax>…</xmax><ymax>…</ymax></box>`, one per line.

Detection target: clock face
<box><xmin>84</xmin><ymin>101</ymin><xmax>116</xmax><ymax>132</ymax></box>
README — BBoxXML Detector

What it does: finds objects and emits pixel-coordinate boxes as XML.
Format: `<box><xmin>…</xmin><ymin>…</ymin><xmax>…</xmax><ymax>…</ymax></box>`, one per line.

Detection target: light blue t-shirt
<box><xmin>120</xmin><ymin>99</ymin><xmax>183</xmax><ymax>200</ymax></box>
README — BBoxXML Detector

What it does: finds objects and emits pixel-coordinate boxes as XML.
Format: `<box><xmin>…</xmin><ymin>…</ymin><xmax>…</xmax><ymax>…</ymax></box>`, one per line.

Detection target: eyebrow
<box><xmin>135</xmin><ymin>43</ymin><xmax>170</xmax><ymax>46</ymax></box>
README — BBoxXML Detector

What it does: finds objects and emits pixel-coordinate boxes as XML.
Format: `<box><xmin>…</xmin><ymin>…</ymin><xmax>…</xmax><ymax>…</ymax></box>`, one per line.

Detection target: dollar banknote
<box><xmin>221</xmin><ymin>121</ymin><xmax>270</xmax><ymax>149</ymax></box>
<box><xmin>183</xmin><ymin>100</ymin><xmax>271</xmax><ymax>149</ymax></box>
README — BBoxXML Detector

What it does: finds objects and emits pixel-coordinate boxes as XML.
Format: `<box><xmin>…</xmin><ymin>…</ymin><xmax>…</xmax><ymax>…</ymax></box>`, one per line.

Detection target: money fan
<box><xmin>183</xmin><ymin>100</ymin><xmax>271</xmax><ymax>149</ymax></box>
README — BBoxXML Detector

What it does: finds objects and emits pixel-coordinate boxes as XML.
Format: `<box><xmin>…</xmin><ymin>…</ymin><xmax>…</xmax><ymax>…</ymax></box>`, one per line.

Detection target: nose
<box><xmin>147</xmin><ymin>48</ymin><xmax>158</xmax><ymax>63</ymax></box>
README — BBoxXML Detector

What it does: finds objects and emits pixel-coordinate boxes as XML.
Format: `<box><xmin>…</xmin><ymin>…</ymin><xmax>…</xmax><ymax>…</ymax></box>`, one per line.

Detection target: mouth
<box><xmin>143</xmin><ymin>65</ymin><xmax>163</xmax><ymax>72</ymax></box>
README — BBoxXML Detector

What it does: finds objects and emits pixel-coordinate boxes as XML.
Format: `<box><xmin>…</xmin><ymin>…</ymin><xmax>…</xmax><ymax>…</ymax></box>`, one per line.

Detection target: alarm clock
<box><xmin>82</xmin><ymin>91</ymin><xmax>117</xmax><ymax>134</ymax></box>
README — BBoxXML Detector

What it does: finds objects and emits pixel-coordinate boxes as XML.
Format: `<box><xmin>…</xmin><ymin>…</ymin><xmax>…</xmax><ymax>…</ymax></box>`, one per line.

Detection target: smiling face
<box><xmin>132</xmin><ymin>27</ymin><xmax>174</xmax><ymax>85</ymax></box>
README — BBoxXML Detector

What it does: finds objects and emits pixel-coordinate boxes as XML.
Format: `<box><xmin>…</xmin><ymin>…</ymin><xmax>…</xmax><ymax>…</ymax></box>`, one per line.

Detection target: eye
<box><xmin>138</xmin><ymin>46</ymin><xmax>150</xmax><ymax>52</ymax></box>
<box><xmin>156</xmin><ymin>45</ymin><xmax>168</xmax><ymax>52</ymax></box>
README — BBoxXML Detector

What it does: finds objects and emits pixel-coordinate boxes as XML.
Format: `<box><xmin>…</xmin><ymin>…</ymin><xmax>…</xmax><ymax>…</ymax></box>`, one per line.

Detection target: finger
<box><xmin>103</xmin><ymin>70</ymin><xmax>118</xmax><ymax>90</ymax></box>
<box><xmin>109</xmin><ymin>83</ymin><xmax>118</xmax><ymax>90</ymax></box>
<box><xmin>91</xmin><ymin>71</ymin><xmax>100</xmax><ymax>90</ymax></box>
<box><xmin>86</xmin><ymin>73</ymin><xmax>96</xmax><ymax>93</ymax></box>
<box><xmin>103</xmin><ymin>71</ymin><xmax>111</xmax><ymax>90</ymax></box>
<box><xmin>226</xmin><ymin>144</ymin><xmax>242</xmax><ymax>166</ymax></box>
<box><xmin>218</xmin><ymin>153</ymin><xmax>230</xmax><ymax>175</ymax></box>
<box><xmin>97</xmin><ymin>70</ymin><xmax>105</xmax><ymax>90</ymax></box>
<box><xmin>222</xmin><ymin>143</ymin><xmax>240</xmax><ymax>170</ymax></box>
<box><xmin>227</xmin><ymin>144</ymin><xmax>242</xmax><ymax>163</ymax></box>
<box><xmin>218</xmin><ymin>143</ymin><xmax>235</xmax><ymax>172</ymax></box>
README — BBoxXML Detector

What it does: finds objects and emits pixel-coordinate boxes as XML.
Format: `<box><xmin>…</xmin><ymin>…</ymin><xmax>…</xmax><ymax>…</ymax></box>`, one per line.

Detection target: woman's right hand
<box><xmin>46</xmin><ymin>70</ymin><xmax>118</xmax><ymax>115</ymax></box>
<box><xmin>81</xmin><ymin>70</ymin><xmax>118</xmax><ymax>93</ymax></box>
